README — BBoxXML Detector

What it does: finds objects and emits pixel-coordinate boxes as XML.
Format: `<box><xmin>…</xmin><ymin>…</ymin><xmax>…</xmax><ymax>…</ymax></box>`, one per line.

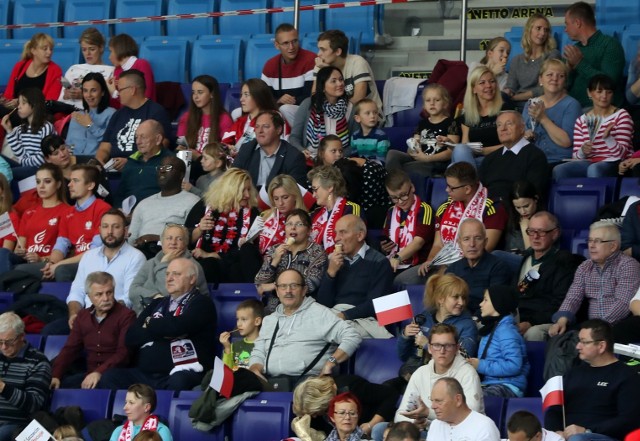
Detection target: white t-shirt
<box><xmin>58</xmin><ymin>63</ymin><xmax>115</xmax><ymax>107</ymax></box>
<box><xmin>427</xmin><ymin>410</ymin><xmax>500</xmax><ymax>441</ymax></box>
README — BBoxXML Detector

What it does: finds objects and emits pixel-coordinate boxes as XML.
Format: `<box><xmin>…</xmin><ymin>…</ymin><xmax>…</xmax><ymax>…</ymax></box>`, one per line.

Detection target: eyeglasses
<box><xmin>334</xmin><ymin>411</ymin><xmax>358</xmax><ymax>418</ymax></box>
<box><xmin>389</xmin><ymin>191</ymin><xmax>412</xmax><ymax>203</ymax></box>
<box><xmin>0</xmin><ymin>335</ymin><xmax>21</xmax><ymax>347</ymax></box>
<box><xmin>446</xmin><ymin>183</ymin><xmax>467</xmax><ymax>191</ymax></box>
<box><xmin>275</xmin><ymin>283</ymin><xmax>303</xmax><ymax>290</ymax></box>
<box><xmin>577</xmin><ymin>339</ymin><xmax>602</xmax><ymax>346</ymax></box>
<box><xmin>117</xmin><ymin>86</ymin><xmax>133</xmax><ymax>93</ymax></box>
<box><xmin>156</xmin><ymin>165</ymin><xmax>174</xmax><ymax>172</ymax></box>
<box><xmin>587</xmin><ymin>238</ymin><xmax>615</xmax><ymax>245</ymax></box>
<box><xmin>525</xmin><ymin>227</ymin><xmax>557</xmax><ymax>237</ymax></box>
<box><xmin>285</xmin><ymin>222</ymin><xmax>307</xmax><ymax>228</ymax></box>
<box><xmin>430</xmin><ymin>343</ymin><xmax>457</xmax><ymax>352</ymax></box>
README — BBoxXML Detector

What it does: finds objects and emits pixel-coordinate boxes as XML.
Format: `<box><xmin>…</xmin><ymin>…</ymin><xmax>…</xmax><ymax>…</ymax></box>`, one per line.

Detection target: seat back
<box><xmin>43</xmin><ymin>335</ymin><xmax>67</xmax><ymax>361</ymax></box>
<box><xmin>0</xmin><ymin>1</ymin><xmax>10</xmax><ymax>39</ymax></box>
<box><xmin>166</xmin><ymin>0</ymin><xmax>215</xmax><ymax>37</ymax></box>
<box><xmin>114</xmin><ymin>0</ymin><xmax>164</xmax><ymax>36</ymax></box>
<box><xmin>0</xmin><ymin>40</ymin><xmax>28</xmax><ymax>89</ymax></box>
<box><xmin>548</xmin><ymin>182</ymin><xmax>610</xmax><ymax>232</ymax></box>
<box><xmin>218</xmin><ymin>0</ymin><xmax>269</xmax><ymax>36</ymax></box>
<box><xmin>428</xmin><ymin>177</ymin><xmax>448</xmax><ymax>211</ymax></box>
<box><xmin>25</xmin><ymin>334</ymin><xmax>43</xmax><ymax>350</ymax></box>
<box><xmin>352</xmin><ymin>338</ymin><xmax>402</xmax><ymax>384</ymax></box>
<box><xmin>324</xmin><ymin>0</ymin><xmax>378</xmax><ymax>45</ymax></box>
<box><xmin>51</xmin><ymin>389</ymin><xmax>112</xmax><ymax>422</ymax></box>
<box><xmin>525</xmin><ymin>341</ymin><xmax>546</xmax><ymax>397</ymax></box>
<box><xmin>483</xmin><ymin>395</ymin><xmax>505</xmax><ymax>436</ymax></box>
<box><xmin>211</xmin><ymin>283</ymin><xmax>260</xmax><ymax>334</ymax></box>
<box><xmin>231</xmin><ymin>392</ymin><xmax>293</xmax><ymax>441</ymax></box>
<box><xmin>244</xmin><ymin>35</ymin><xmax>278</xmax><ymax>81</ymax></box>
<box><xmin>382</xmin><ymin>126</ymin><xmax>413</xmax><ymax>152</ymax></box>
<box><xmin>169</xmin><ymin>394</ymin><xmax>227</xmax><ymax>441</ymax></box>
<box><xmin>619</xmin><ymin>177</ymin><xmax>640</xmax><ymax>199</ymax></box>
<box><xmin>504</xmin><ymin>397</ymin><xmax>543</xmax><ymax>436</ymax></box>
<box><xmin>191</xmin><ymin>37</ymin><xmax>243</xmax><ymax>84</ymax></box>
<box><xmin>111</xmin><ymin>389</ymin><xmax>174</xmax><ymax>419</ymax></box>
<box><xmin>140</xmin><ymin>37</ymin><xmax>189</xmax><ymax>83</ymax></box>
<box><xmin>53</xmin><ymin>39</ymin><xmax>82</xmax><ymax>73</ymax></box>
<box><xmin>13</xmin><ymin>0</ymin><xmax>61</xmax><ymax>39</ymax></box>
<box><xmin>271</xmin><ymin>0</ymin><xmax>322</xmax><ymax>34</ymax></box>
<box><xmin>39</xmin><ymin>282</ymin><xmax>72</xmax><ymax>302</ymax></box>
<box><xmin>62</xmin><ymin>0</ymin><xmax>113</xmax><ymax>39</ymax></box>
<box><xmin>392</xmin><ymin>82</ymin><xmax>425</xmax><ymax>128</ymax></box>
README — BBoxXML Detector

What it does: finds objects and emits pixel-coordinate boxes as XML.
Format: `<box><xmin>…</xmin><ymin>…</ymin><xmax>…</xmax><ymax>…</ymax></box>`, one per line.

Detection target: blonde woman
<box><xmin>186</xmin><ymin>168</ymin><xmax>261</xmax><ymax>283</ymax></box>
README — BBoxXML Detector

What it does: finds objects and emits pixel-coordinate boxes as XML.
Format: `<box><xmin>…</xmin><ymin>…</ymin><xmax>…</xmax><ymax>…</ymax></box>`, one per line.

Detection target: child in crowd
<box><xmin>468</xmin><ymin>36</ymin><xmax>511</xmax><ymax>91</ymax></box>
<box><xmin>350</xmin><ymin>98</ymin><xmax>389</xmax><ymax>163</ymax></box>
<box><xmin>183</xmin><ymin>142</ymin><xmax>231</xmax><ymax>197</ymax></box>
<box><xmin>385</xmin><ymin>84</ymin><xmax>459</xmax><ymax>177</ymax></box>
<box><xmin>219</xmin><ymin>299</ymin><xmax>264</xmax><ymax>371</ymax></box>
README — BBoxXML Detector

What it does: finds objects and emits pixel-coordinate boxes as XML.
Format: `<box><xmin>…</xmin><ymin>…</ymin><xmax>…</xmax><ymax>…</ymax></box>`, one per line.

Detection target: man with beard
<box><xmin>50</xmin><ymin>271</ymin><xmax>135</xmax><ymax>389</ymax></box>
<box><xmin>42</xmin><ymin>210</ymin><xmax>145</xmax><ymax>335</ymax></box>
<box><xmin>127</xmin><ymin>156</ymin><xmax>199</xmax><ymax>257</ymax></box>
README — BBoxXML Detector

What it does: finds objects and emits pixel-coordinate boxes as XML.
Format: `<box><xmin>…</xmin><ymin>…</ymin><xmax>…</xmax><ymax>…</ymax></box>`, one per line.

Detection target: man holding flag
<box><xmin>543</xmin><ymin>319</ymin><xmax>640</xmax><ymax>440</ymax></box>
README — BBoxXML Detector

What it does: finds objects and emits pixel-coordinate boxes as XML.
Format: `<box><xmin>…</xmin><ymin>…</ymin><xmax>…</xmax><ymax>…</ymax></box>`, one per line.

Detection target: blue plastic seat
<box><xmin>166</xmin><ymin>0</ymin><xmax>215</xmax><ymax>37</ymax></box>
<box><xmin>0</xmin><ymin>2</ymin><xmax>10</xmax><ymax>39</ymax></box>
<box><xmin>212</xmin><ymin>284</ymin><xmax>260</xmax><ymax>334</ymax></box>
<box><xmin>571</xmin><ymin>235</ymin><xmax>589</xmax><ymax>259</ymax></box>
<box><xmin>12</xmin><ymin>0</ymin><xmax>61</xmax><ymax>39</ymax></box>
<box><xmin>621</xmin><ymin>28</ymin><xmax>640</xmax><ymax>75</ymax></box>
<box><xmin>300</xmin><ymin>34</ymin><xmax>318</xmax><ymax>54</ymax></box>
<box><xmin>271</xmin><ymin>0</ymin><xmax>323</xmax><ymax>34</ymax></box>
<box><xmin>111</xmin><ymin>389</ymin><xmax>174</xmax><ymax>419</ymax></box>
<box><xmin>303</xmin><ymin>31</ymin><xmax>360</xmax><ymax>55</ymax></box>
<box><xmin>223</xmin><ymin>83</ymin><xmax>242</xmax><ymax>114</ymax></box>
<box><xmin>352</xmin><ymin>338</ymin><xmax>402</xmax><ymax>384</ymax></box>
<box><xmin>524</xmin><ymin>341</ymin><xmax>546</xmax><ymax>397</ymax></box>
<box><xmin>324</xmin><ymin>0</ymin><xmax>378</xmax><ymax>45</ymax></box>
<box><xmin>504</xmin><ymin>397</ymin><xmax>543</xmax><ymax>436</ymax></box>
<box><xmin>382</xmin><ymin>126</ymin><xmax>413</xmax><ymax>152</ymax></box>
<box><xmin>554</xmin><ymin>178</ymin><xmax>616</xmax><ymax>202</ymax></box>
<box><xmin>244</xmin><ymin>34</ymin><xmax>278</xmax><ymax>80</ymax></box>
<box><xmin>39</xmin><ymin>281</ymin><xmax>71</xmax><ymax>302</ymax></box>
<box><xmin>232</xmin><ymin>392</ymin><xmax>294</xmax><ymax>441</ymax></box>
<box><xmin>140</xmin><ymin>37</ymin><xmax>189</xmax><ymax>83</ymax></box>
<box><xmin>218</xmin><ymin>0</ymin><xmax>269</xmax><ymax>36</ymax></box>
<box><xmin>114</xmin><ymin>0</ymin><xmax>164</xmax><ymax>37</ymax></box>
<box><xmin>43</xmin><ymin>335</ymin><xmax>67</xmax><ymax>361</ymax></box>
<box><xmin>429</xmin><ymin>177</ymin><xmax>448</xmax><ymax>211</ymax></box>
<box><xmin>53</xmin><ymin>39</ymin><xmax>82</xmax><ymax>74</ymax></box>
<box><xmin>596</xmin><ymin>0</ymin><xmax>640</xmax><ymax>28</ymax></box>
<box><xmin>0</xmin><ymin>292</ymin><xmax>14</xmax><ymax>313</ymax></box>
<box><xmin>484</xmin><ymin>395</ymin><xmax>505</xmax><ymax>436</ymax></box>
<box><xmin>62</xmin><ymin>0</ymin><xmax>113</xmax><ymax>39</ymax></box>
<box><xmin>25</xmin><ymin>334</ymin><xmax>43</xmax><ymax>350</ymax></box>
<box><xmin>392</xmin><ymin>82</ymin><xmax>425</xmax><ymax>128</ymax></box>
<box><xmin>169</xmin><ymin>393</ymin><xmax>227</xmax><ymax>441</ymax></box>
<box><xmin>408</xmin><ymin>174</ymin><xmax>429</xmax><ymax>203</ymax></box>
<box><xmin>548</xmin><ymin>182</ymin><xmax>610</xmax><ymax>232</ymax></box>
<box><xmin>191</xmin><ymin>37</ymin><xmax>243</xmax><ymax>84</ymax></box>
<box><xmin>618</xmin><ymin>177</ymin><xmax>640</xmax><ymax>199</ymax></box>
<box><xmin>504</xmin><ymin>27</ymin><xmax>523</xmax><ymax>72</ymax></box>
<box><xmin>51</xmin><ymin>389</ymin><xmax>112</xmax><ymax>422</ymax></box>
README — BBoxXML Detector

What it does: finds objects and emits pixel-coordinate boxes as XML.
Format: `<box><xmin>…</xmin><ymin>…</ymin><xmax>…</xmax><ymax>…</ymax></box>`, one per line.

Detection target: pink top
<box><xmin>572</xmin><ymin>109</ymin><xmax>633</xmax><ymax>163</ymax></box>
<box><xmin>177</xmin><ymin>112</ymin><xmax>233</xmax><ymax>152</ymax></box>
<box><xmin>110</xmin><ymin>57</ymin><xmax>156</xmax><ymax>108</ymax></box>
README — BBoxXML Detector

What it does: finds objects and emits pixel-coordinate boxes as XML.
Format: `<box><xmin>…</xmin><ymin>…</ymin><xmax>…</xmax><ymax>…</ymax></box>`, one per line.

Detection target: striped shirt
<box><xmin>553</xmin><ymin>251</ymin><xmax>640</xmax><ymax>325</ymax></box>
<box><xmin>6</xmin><ymin>122</ymin><xmax>54</xmax><ymax>167</ymax></box>
<box><xmin>572</xmin><ymin>108</ymin><xmax>634</xmax><ymax>162</ymax></box>
<box><xmin>0</xmin><ymin>343</ymin><xmax>51</xmax><ymax>424</ymax></box>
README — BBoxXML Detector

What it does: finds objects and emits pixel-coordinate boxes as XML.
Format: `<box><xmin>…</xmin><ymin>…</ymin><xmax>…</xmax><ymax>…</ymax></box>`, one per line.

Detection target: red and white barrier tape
<box><xmin>0</xmin><ymin>0</ymin><xmax>421</xmax><ymax>30</ymax></box>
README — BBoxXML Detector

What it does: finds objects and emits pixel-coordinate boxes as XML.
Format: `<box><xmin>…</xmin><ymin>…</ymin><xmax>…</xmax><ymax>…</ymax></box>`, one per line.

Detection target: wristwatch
<box><xmin>328</xmin><ymin>356</ymin><xmax>338</xmax><ymax>364</ymax></box>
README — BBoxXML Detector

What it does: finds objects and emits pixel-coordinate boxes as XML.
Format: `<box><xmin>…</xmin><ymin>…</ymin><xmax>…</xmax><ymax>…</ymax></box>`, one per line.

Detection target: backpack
<box><xmin>543</xmin><ymin>330</ymin><xmax>580</xmax><ymax>381</ymax></box>
<box><xmin>0</xmin><ymin>270</ymin><xmax>42</xmax><ymax>296</ymax></box>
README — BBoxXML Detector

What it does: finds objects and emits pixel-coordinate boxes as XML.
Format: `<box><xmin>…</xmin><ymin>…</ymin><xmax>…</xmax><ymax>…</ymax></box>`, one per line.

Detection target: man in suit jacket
<box><xmin>233</xmin><ymin>110</ymin><xmax>307</xmax><ymax>188</ymax></box>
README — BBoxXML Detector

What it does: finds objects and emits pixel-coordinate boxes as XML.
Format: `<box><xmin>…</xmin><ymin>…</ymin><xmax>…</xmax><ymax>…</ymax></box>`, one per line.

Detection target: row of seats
<box><xmin>0</xmin><ymin>0</ymin><xmax>381</xmax><ymax>44</ymax></box>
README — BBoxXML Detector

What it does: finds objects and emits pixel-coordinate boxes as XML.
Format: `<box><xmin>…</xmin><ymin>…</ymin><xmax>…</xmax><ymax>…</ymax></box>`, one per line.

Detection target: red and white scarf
<box><xmin>259</xmin><ymin>210</ymin><xmax>286</xmax><ymax>255</ymax></box>
<box><xmin>439</xmin><ymin>184</ymin><xmax>488</xmax><ymax>244</ymax></box>
<box><xmin>310</xmin><ymin>197</ymin><xmax>347</xmax><ymax>253</ymax></box>
<box><xmin>388</xmin><ymin>196</ymin><xmax>422</xmax><ymax>266</ymax></box>
<box><xmin>117</xmin><ymin>415</ymin><xmax>159</xmax><ymax>441</ymax></box>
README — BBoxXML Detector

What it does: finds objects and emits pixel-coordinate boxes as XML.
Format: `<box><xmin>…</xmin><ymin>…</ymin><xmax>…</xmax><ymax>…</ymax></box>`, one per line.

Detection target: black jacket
<box><xmin>233</xmin><ymin>139</ymin><xmax>307</xmax><ymax>188</ymax></box>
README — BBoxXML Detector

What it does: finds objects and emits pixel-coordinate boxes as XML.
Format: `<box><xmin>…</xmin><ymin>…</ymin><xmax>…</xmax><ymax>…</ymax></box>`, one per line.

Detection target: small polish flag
<box><xmin>209</xmin><ymin>356</ymin><xmax>234</xmax><ymax>398</ymax></box>
<box><xmin>539</xmin><ymin>375</ymin><xmax>564</xmax><ymax>411</ymax></box>
<box><xmin>373</xmin><ymin>290</ymin><xmax>414</xmax><ymax>326</ymax></box>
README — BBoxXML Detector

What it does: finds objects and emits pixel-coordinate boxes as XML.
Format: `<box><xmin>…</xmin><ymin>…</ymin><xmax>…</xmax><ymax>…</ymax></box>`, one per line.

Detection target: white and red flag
<box><xmin>209</xmin><ymin>356</ymin><xmax>234</xmax><ymax>398</ymax></box>
<box><xmin>540</xmin><ymin>375</ymin><xmax>564</xmax><ymax>411</ymax></box>
<box><xmin>373</xmin><ymin>290</ymin><xmax>414</xmax><ymax>326</ymax></box>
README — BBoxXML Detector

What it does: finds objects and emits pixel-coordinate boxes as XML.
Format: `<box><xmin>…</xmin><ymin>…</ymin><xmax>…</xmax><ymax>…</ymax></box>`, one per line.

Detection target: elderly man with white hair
<box><xmin>549</xmin><ymin>221</ymin><xmax>640</xmax><ymax>336</ymax></box>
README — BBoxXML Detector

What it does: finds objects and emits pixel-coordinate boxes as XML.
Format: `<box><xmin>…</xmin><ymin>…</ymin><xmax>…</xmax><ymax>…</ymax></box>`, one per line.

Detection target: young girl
<box><xmin>505</xmin><ymin>180</ymin><xmax>541</xmax><ymax>253</ymax></box>
<box><xmin>385</xmin><ymin>84</ymin><xmax>460</xmax><ymax>177</ymax></box>
<box><xmin>183</xmin><ymin>142</ymin><xmax>231</xmax><ymax>197</ymax></box>
<box><xmin>1</xmin><ymin>87</ymin><xmax>54</xmax><ymax>170</ymax></box>
<box><xmin>468</xmin><ymin>37</ymin><xmax>511</xmax><ymax>91</ymax></box>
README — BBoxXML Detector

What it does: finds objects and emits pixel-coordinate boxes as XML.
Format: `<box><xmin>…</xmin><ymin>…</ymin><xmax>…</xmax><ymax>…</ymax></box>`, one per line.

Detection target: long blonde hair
<box><xmin>463</xmin><ymin>65</ymin><xmax>503</xmax><ymax>127</ymax></box>
<box><xmin>203</xmin><ymin>168</ymin><xmax>257</xmax><ymax>212</ymax></box>
<box><xmin>21</xmin><ymin>33</ymin><xmax>54</xmax><ymax>60</ymax></box>
<box><xmin>522</xmin><ymin>14</ymin><xmax>556</xmax><ymax>59</ymax></box>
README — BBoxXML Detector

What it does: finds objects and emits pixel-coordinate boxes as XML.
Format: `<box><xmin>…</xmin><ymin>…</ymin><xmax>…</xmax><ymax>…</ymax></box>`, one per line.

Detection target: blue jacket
<box><xmin>397</xmin><ymin>309</ymin><xmax>479</xmax><ymax>362</ymax></box>
<box><xmin>477</xmin><ymin>314</ymin><xmax>529</xmax><ymax>395</ymax></box>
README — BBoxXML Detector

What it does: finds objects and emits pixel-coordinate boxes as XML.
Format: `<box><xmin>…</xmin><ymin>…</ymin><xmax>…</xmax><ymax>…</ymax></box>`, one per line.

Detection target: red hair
<box><xmin>327</xmin><ymin>392</ymin><xmax>362</xmax><ymax>418</ymax></box>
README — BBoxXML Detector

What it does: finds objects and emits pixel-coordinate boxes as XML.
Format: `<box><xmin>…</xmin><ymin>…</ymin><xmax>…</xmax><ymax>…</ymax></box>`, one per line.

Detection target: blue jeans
<box><xmin>0</xmin><ymin>424</ymin><xmax>19</xmax><ymax>441</ymax></box>
<box><xmin>482</xmin><ymin>383</ymin><xmax>519</xmax><ymax>398</ymax></box>
<box><xmin>0</xmin><ymin>248</ymin><xmax>26</xmax><ymax>274</ymax></box>
<box><xmin>552</xmin><ymin>160</ymin><xmax>619</xmax><ymax>179</ymax></box>
<box><xmin>451</xmin><ymin>144</ymin><xmax>484</xmax><ymax>170</ymax></box>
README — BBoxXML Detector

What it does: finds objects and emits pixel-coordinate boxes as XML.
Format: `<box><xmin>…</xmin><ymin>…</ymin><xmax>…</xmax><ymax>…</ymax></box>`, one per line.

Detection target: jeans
<box><xmin>451</xmin><ymin>144</ymin><xmax>484</xmax><ymax>170</ymax></box>
<box><xmin>567</xmin><ymin>434</ymin><xmax>617</xmax><ymax>441</ymax></box>
<box><xmin>552</xmin><ymin>160</ymin><xmax>619</xmax><ymax>179</ymax></box>
<box><xmin>0</xmin><ymin>248</ymin><xmax>26</xmax><ymax>274</ymax></box>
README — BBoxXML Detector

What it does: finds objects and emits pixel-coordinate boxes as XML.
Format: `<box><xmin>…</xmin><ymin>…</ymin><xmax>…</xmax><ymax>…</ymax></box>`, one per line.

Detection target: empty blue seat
<box><xmin>504</xmin><ymin>397</ymin><xmax>543</xmax><ymax>436</ymax></box>
<box><xmin>619</xmin><ymin>177</ymin><xmax>640</xmax><ymax>199</ymax></box>
<box><xmin>25</xmin><ymin>334</ymin><xmax>43</xmax><ymax>350</ymax></box>
<box><xmin>111</xmin><ymin>389</ymin><xmax>174</xmax><ymax>419</ymax></box>
<box><xmin>429</xmin><ymin>177</ymin><xmax>448</xmax><ymax>211</ymax></box>
<box><xmin>218</xmin><ymin>0</ymin><xmax>269</xmax><ymax>37</ymax></box>
<box><xmin>43</xmin><ymin>335</ymin><xmax>67</xmax><ymax>360</ymax></box>
<box><xmin>232</xmin><ymin>392</ymin><xmax>293</xmax><ymax>441</ymax></box>
<box><xmin>169</xmin><ymin>393</ymin><xmax>227</xmax><ymax>441</ymax></box>
<box><xmin>166</xmin><ymin>0</ymin><xmax>215</xmax><ymax>37</ymax></box>
<box><xmin>62</xmin><ymin>0</ymin><xmax>113</xmax><ymax>39</ymax></box>
<box><xmin>140</xmin><ymin>37</ymin><xmax>189</xmax><ymax>83</ymax></box>
<box><xmin>484</xmin><ymin>395</ymin><xmax>506</xmax><ymax>436</ymax></box>
<box><xmin>244</xmin><ymin>35</ymin><xmax>278</xmax><ymax>81</ymax></box>
<box><xmin>223</xmin><ymin>83</ymin><xmax>242</xmax><ymax>114</ymax></box>
<box><xmin>53</xmin><ymin>39</ymin><xmax>82</xmax><ymax>74</ymax></box>
<box><xmin>408</xmin><ymin>173</ymin><xmax>429</xmax><ymax>203</ymax></box>
<box><xmin>525</xmin><ymin>341</ymin><xmax>545</xmax><ymax>397</ymax></box>
<box><xmin>271</xmin><ymin>0</ymin><xmax>322</xmax><ymax>34</ymax></box>
<box><xmin>12</xmin><ymin>0</ymin><xmax>61</xmax><ymax>39</ymax></box>
<box><xmin>39</xmin><ymin>281</ymin><xmax>71</xmax><ymax>302</ymax></box>
<box><xmin>382</xmin><ymin>126</ymin><xmax>413</xmax><ymax>152</ymax></box>
<box><xmin>324</xmin><ymin>0</ymin><xmax>378</xmax><ymax>45</ymax></box>
<box><xmin>191</xmin><ymin>37</ymin><xmax>243</xmax><ymax>84</ymax></box>
<box><xmin>114</xmin><ymin>0</ymin><xmax>164</xmax><ymax>37</ymax></box>
<box><xmin>555</xmin><ymin>177</ymin><xmax>617</xmax><ymax>202</ymax></box>
<box><xmin>51</xmin><ymin>389</ymin><xmax>112</xmax><ymax>422</ymax></box>
<box><xmin>212</xmin><ymin>284</ymin><xmax>260</xmax><ymax>334</ymax></box>
<box><xmin>571</xmin><ymin>235</ymin><xmax>589</xmax><ymax>259</ymax></box>
<box><xmin>300</xmin><ymin>34</ymin><xmax>318</xmax><ymax>54</ymax></box>
<box><xmin>0</xmin><ymin>1</ymin><xmax>10</xmax><ymax>39</ymax></box>
<box><xmin>352</xmin><ymin>338</ymin><xmax>402</xmax><ymax>384</ymax></box>
<box><xmin>0</xmin><ymin>292</ymin><xmax>14</xmax><ymax>313</ymax></box>
<box><xmin>548</xmin><ymin>182</ymin><xmax>610</xmax><ymax>232</ymax></box>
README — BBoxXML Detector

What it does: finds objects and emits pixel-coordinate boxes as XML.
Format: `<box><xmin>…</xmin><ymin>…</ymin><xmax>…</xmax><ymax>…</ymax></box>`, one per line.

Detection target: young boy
<box><xmin>350</xmin><ymin>98</ymin><xmax>390</xmax><ymax>163</ymax></box>
<box><xmin>219</xmin><ymin>299</ymin><xmax>264</xmax><ymax>371</ymax></box>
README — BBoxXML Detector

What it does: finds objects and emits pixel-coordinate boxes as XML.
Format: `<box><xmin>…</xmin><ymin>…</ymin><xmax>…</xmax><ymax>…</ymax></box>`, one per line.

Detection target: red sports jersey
<box><xmin>59</xmin><ymin>198</ymin><xmax>111</xmax><ymax>255</ymax></box>
<box><xmin>19</xmin><ymin>203</ymin><xmax>72</xmax><ymax>257</ymax></box>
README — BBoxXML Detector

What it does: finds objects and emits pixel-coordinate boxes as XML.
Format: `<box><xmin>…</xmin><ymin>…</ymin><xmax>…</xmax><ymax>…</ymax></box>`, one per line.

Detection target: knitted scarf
<box><xmin>305</xmin><ymin>97</ymin><xmax>350</xmax><ymax>150</ymax></box>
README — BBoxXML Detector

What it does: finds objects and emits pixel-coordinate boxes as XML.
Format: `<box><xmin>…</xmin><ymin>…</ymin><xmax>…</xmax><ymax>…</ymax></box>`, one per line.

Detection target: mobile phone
<box><xmin>61</xmin><ymin>77</ymin><xmax>72</xmax><ymax>89</ymax></box>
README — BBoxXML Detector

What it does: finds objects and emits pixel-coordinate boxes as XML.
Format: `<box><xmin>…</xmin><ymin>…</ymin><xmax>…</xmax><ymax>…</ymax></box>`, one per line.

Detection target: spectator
<box><xmin>315</xmin><ymin>30</ymin><xmax>382</xmax><ymax>110</ymax></box>
<box><xmin>106</xmin><ymin>34</ymin><xmax>156</xmax><ymax>106</ymax></box>
<box><xmin>504</xmin><ymin>14</ymin><xmax>561</xmax><ymax>108</ymax></box>
<box><xmin>113</xmin><ymin>119</ymin><xmax>175</xmax><ymax>208</ymax></box>
<box><xmin>127</xmin><ymin>156</ymin><xmax>200</xmax><ymax>257</ymax></box>
<box><xmin>0</xmin><ymin>312</ymin><xmax>51</xmax><ymax>441</ymax></box>
<box><xmin>261</xmin><ymin>23</ymin><xmax>316</xmax><ymax>125</ymax></box>
<box><xmin>95</xmin><ymin>69</ymin><xmax>171</xmax><ymax>169</ymax></box>
<box><xmin>384</xmin><ymin>422</ymin><xmax>420</xmax><ymax>441</ymax></box>
<box><xmin>522</xmin><ymin>58</ymin><xmax>582</xmax><ymax>168</ymax></box>
<box><xmin>65</xmin><ymin>72</ymin><xmax>116</xmax><ymax>157</ymax></box>
<box><xmin>129</xmin><ymin>223</ymin><xmax>208</xmax><ymax>315</ymax></box>
<box><xmin>58</xmin><ymin>27</ymin><xmax>114</xmax><ymax>108</ymax></box>
<box><xmin>545</xmin><ymin>319</ymin><xmax>640</xmax><ymax>440</ymax></box>
<box><xmin>182</xmin><ymin>142</ymin><xmax>231</xmax><ymax>197</ymax></box>
<box><xmin>386</xmin><ymin>84</ymin><xmax>460</xmax><ymax>177</ymax></box>
<box><xmin>326</xmin><ymin>392</ymin><xmax>364</xmax><ymax>440</ymax></box>
<box><xmin>308</xmin><ymin>164</ymin><xmax>363</xmax><ymax>253</ymax></box>
<box><xmin>614</xmin><ymin>285</ymin><xmax>640</xmax><ymax>344</ymax></box>
<box><xmin>233</xmin><ymin>110</ymin><xmax>307</xmax><ymax>188</ymax></box>
<box><xmin>99</xmin><ymin>258</ymin><xmax>217</xmax><ymax>391</ymax></box>
<box><xmin>317</xmin><ymin>215</ymin><xmax>394</xmax><ymax>338</ymax></box>
<box><xmin>563</xmin><ymin>1</ymin><xmax>625</xmax><ymax>108</ymax></box>
<box><xmin>479</xmin><ymin>110</ymin><xmax>549</xmax><ymax>204</ymax></box>
<box><xmin>446</xmin><ymin>218</ymin><xmax>512</xmax><ymax>314</ymax></box>
<box><xmin>219</xmin><ymin>299</ymin><xmax>264</xmax><ymax>371</ymax></box>
<box><xmin>468</xmin><ymin>37</ymin><xmax>511</xmax><ymax>92</ymax></box>
<box><xmin>469</xmin><ymin>285</ymin><xmax>529</xmax><ymax>398</ymax></box>
<box><xmin>507</xmin><ymin>410</ymin><xmax>563</xmax><ymax>441</ymax></box>
<box><xmin>41</xmin><ymin>134</ymin><xmax>75</xmax><ymax>180</ymax></box>
<box><xmin>0</xmin><ymin>175</ymin><xmax>17</xmax><ymax>249</ymax></box>
<box><xmin>350</xmin><ymin>98</ymin><xmax>390</xmax><ymax>163</ymax></box>
<box><xmin>185</xmin><ymin>168</ymin><xmax>262</xmax><ymax>284</ymax></box>
<box><xmin>177</xmin><ymin>75</ymin><xmax>232</xmax><ymax>159</ymax></box>
<box><xmin>381</xmin><ymin>169</ymin><xmax>434</xmax><ymax>280</ymax></box>
<box><xmin>426</xmin><ymin>378</ymin><xmax>500</xmax><ymax>441</ymax></box>
<box><xmin>109</xmin><ymin>384</ymin><xmax>172</xmax><ymax>441</ymax></box>
<box><xmin>549</xmin><ymin>221</ymin><xmax>640</xmax><ymax>336</ymax></box>
<box><xmin>502</xmin><ymin>180</ymin><xmax>542</xmax><ymax>256</ymax></box>
<box><xmin>43</xmin><ymin>209</ymin><xmax>145</xmax><ymax>335</ymax></box>
<box><xmin>553</xmin><ymin>74</ymin><xmax>634</xmax><ymax>180</ymax></box>
<box><xmin>515</xmin><ymin>211</ymin><xmax>584</xmax><ymax>341</ymax></box>
<box><xmin>50</xmin><ymin>271</ymin><xmax>135</xmax><ymax>389</ymax></box>
<box><xmin>621</xmin><ymin>199</ymin><xmax>640</xmax><ymax>261</ymax></box>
